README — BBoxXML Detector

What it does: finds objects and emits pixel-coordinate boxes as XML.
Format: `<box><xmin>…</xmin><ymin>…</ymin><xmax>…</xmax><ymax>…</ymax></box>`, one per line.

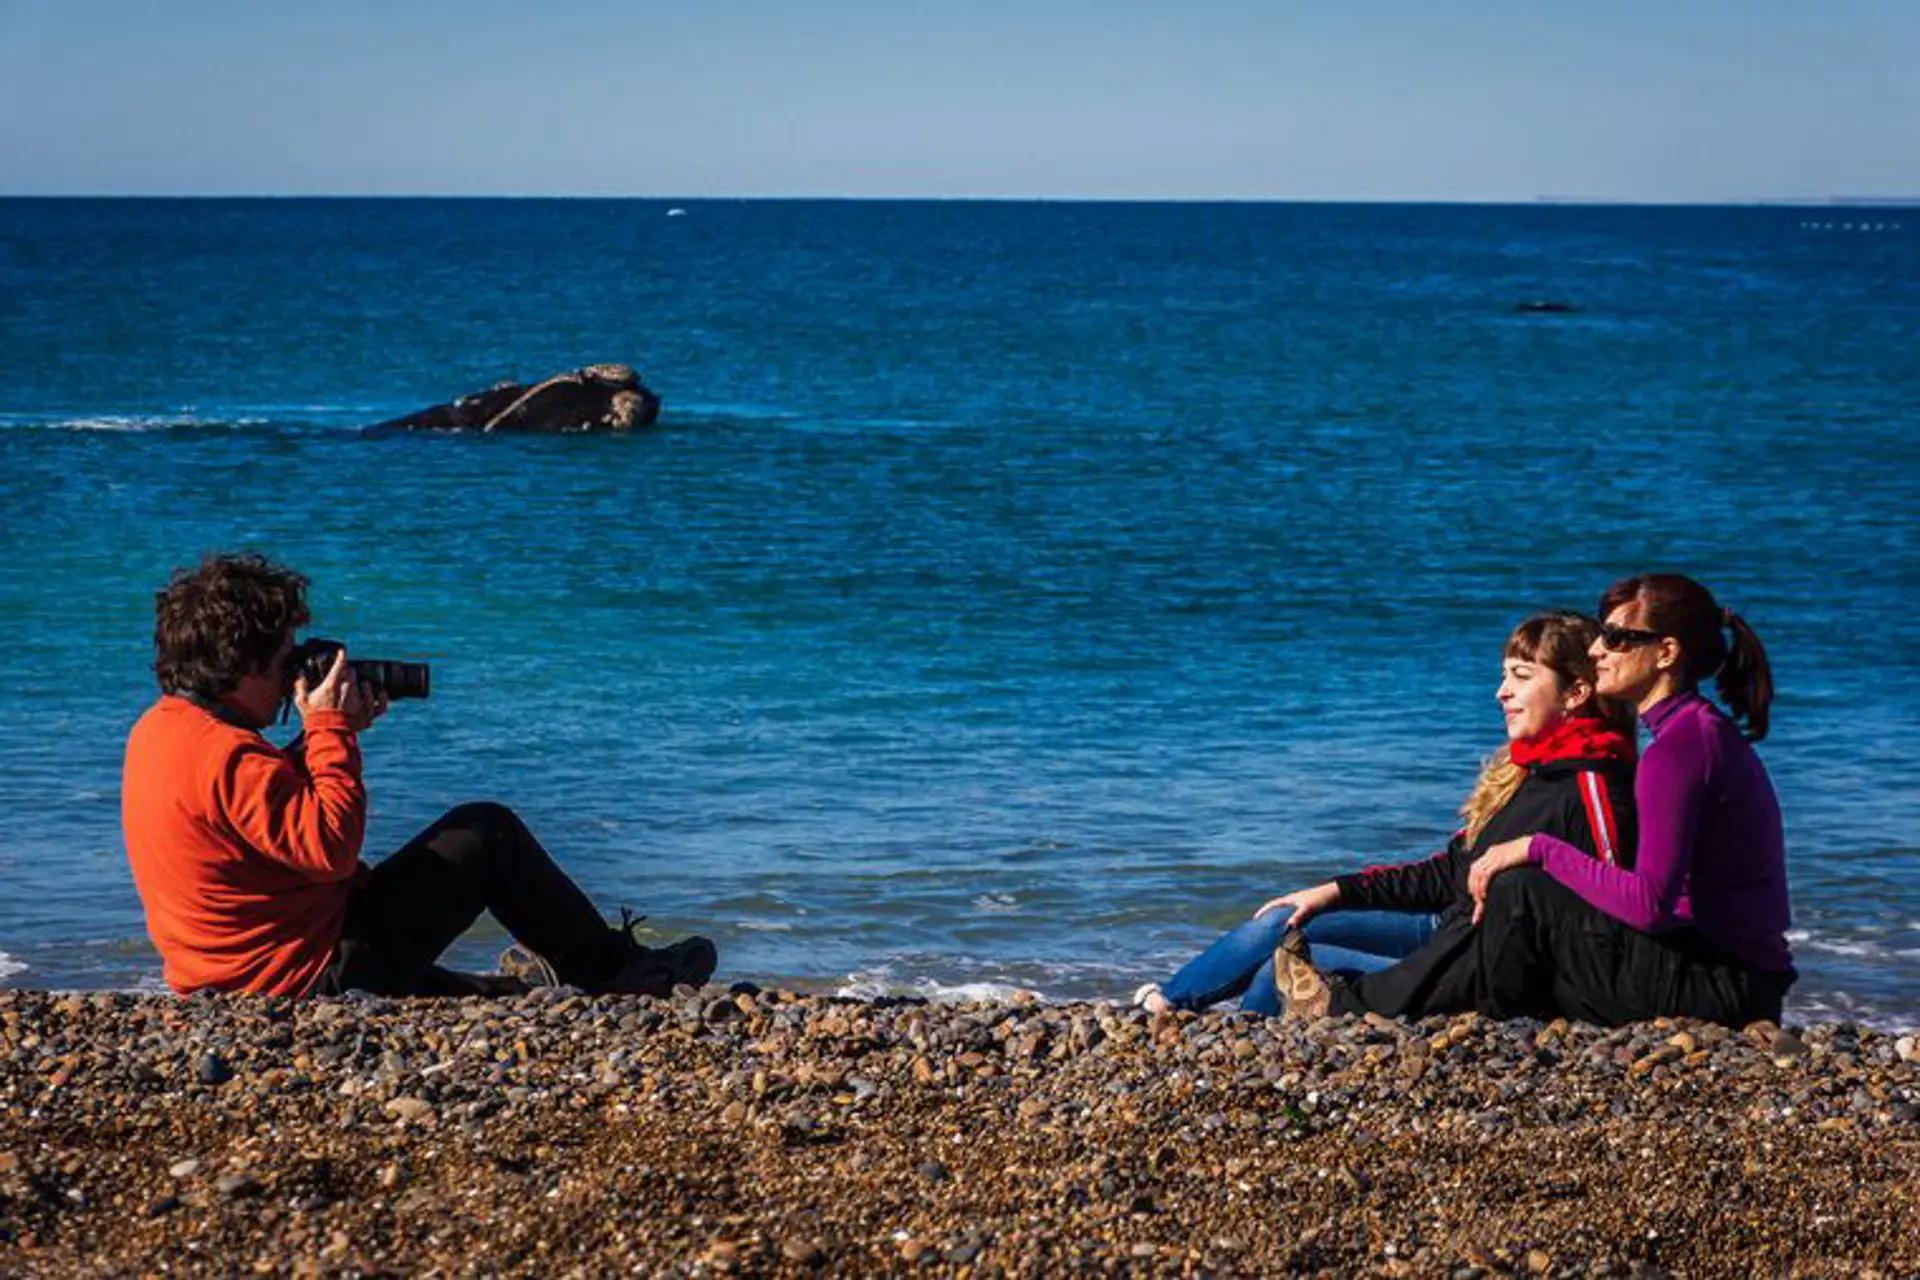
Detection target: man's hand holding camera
<box><xmin>294</xmin><ymin>646</ymin><xmax>390</xmax><ymax>733</ymax></box>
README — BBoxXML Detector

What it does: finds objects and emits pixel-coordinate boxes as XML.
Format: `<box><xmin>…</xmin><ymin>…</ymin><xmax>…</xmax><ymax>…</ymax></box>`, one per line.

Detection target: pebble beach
<box><xmin>2</xmin><ymin>986</ymin><xmax>1915</xmax><ymax>1276</ymax></box>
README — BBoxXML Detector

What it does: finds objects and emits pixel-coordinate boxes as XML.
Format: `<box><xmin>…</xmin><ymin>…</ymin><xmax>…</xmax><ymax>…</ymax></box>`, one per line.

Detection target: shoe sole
<box><xmin>1272</xmin><ymin>929</ymin><xmax>1332</xmax><ymax>1021</ymax></box>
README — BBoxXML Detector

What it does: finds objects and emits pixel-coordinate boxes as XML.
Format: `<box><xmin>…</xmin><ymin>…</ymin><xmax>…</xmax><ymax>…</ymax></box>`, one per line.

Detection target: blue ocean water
<box><xmin>0</xmin><ymin>198</ymin><xmax>1914</xmax><ymax>1026</ymax></box>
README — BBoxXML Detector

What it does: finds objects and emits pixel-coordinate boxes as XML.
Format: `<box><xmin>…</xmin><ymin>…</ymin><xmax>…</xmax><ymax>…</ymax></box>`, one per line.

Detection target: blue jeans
<box><xmin>1157</xmin><ymin>910</ymin><xmax>1438</xmax><ymax>1016</ymax></box>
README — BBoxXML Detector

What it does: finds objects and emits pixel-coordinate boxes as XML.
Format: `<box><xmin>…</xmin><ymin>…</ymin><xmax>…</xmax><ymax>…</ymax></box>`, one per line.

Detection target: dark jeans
<box><xmin>315</xmin><ymin>802</ymin><xmax>626</xmax><ymax>997</ymax></box>
<box><xmin>1333</xmin><ymin>866</ymin><xmax>1794</xmax><ymax>1027</ymax></box>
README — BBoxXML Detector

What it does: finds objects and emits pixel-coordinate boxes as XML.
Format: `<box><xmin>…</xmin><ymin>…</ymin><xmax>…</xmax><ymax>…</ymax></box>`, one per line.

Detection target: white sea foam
<box><xmin>0</xmin><ymin>412</ymin><xmax>268</xmax><ymax>433</ymax></box>
<box><xmin>35</xmin><ymin>415</ymin><xmax>194</xmax><ymax>433</ymax></box>
<box><xmin>1785</xmin><ymin>928</ymin><xmax>1920</xmax><ymax>962</ymax></box>
<box><xmin>835</xmin><ymin>967</ymin><xmax>1046</xmax><ymax>1005</ymax></box>
<box><xmin>1797</xmin><ymin>938</ymin><xmax>1892</xmax><ymax>959</ymax></box>
<box><xmin>0</xmin><ymin>952</ymin><xmax>27</xmax><ymax>983</ymax></box>
<box><xmin>1785</xmin><ymin>991</ymin><xmax>1917</xmax><ymax>1033</ymax></box>
<box><xmin>970</xmin><ymin>893</ymin><xmax>1020</xmax><ymax>914</ymax></box>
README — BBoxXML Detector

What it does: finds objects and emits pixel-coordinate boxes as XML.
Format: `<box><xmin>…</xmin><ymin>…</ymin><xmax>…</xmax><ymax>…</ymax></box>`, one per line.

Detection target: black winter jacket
<box><xmin>1332</xmin><ymin>757</ymin><xmax>1636</xmax><ymax>917</ymax></box>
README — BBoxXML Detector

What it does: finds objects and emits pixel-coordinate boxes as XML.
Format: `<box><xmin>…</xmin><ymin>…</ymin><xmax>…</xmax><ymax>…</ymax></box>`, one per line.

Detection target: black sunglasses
<box><xmin>1598</xmin><ymin>623</ymin><xmax>1664</xmax><ymax>651</ymax></box>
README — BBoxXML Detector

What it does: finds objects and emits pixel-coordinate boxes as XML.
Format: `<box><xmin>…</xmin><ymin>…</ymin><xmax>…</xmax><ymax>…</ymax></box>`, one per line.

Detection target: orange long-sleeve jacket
<box><xmin>122</xmin><ymin>695</ymin><xmax>365</xmax><ymax>996</ymax></box>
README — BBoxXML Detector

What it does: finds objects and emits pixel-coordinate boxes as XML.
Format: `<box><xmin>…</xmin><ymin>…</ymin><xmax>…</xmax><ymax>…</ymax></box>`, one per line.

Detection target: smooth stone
<box><xmin>385</xmin><ymin>1096</ymin><xmax>435</xmax><ymax>1123</ymax></box>
<box><xmin>215</xmin><ymin>1172</ymin><xmax>261</xmax><ymax>1199</ymax></box>
<box><xmin>781</xmin><ymin>1237</ymin><xmax>826</xmax><ymax>1266</ymax></box>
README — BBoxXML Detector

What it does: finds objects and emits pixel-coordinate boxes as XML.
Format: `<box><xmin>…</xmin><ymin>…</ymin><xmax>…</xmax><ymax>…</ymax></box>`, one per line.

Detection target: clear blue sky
<box><xmin>2</xmin><ymin>0</ymin><xmax>1915</xmax><ymax>199</ymax></box>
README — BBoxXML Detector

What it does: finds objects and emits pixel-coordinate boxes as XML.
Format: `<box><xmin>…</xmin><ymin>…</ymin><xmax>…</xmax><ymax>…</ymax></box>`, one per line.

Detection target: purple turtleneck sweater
<box><xmin>1527</xmin><ymin>692</ymin><xmax>1793</xmax><ymax>973</ymax></box>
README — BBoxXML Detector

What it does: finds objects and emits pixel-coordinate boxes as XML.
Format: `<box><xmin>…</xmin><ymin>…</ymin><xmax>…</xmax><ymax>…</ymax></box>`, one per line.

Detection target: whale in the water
<box><xmin>363</xmin><ymin>364</ymin><xmax>661</xmax><ymax>435</ymax></box>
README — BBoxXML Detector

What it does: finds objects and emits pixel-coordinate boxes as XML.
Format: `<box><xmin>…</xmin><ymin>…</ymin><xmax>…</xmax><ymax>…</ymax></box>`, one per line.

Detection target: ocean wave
<box><xmin>835</xmin><ymin>966</ymin><xmax>1043</xmax><ymax>1004</ymax></box>
<box><xmin>672</xmin><ymin>401</ymin><xmax>805</xmax><ymax>423</ymax></box>
<box><xmin>0</xmin><ymin>411</ymin><xmax>272</xmax><ymax>433</ymax></box>
<box><xmin>0</xmin><ymin>952</ymin><xmax>27</xmax><ymax>983</ymax></box>
<box><xmin>0</xmin><ymin>401</ymin><xmax>948</xmax><ymax>437</ymax></box>
<box><xmin>672</xmin><ymin>402</ymin><xmax>955</xmax><ymax>433</ymax></box>
<box><xmin>0</xmin><ymin>404</ymin><xmax>404</xmax><ymax>433</ymax></box>
<box><xmin>825</xmin><ymin>954</ymin><xmax>1159</xmax><ymax>1005</ymax></box>
<box><xmin>1785</xmin><ymin>928</ymin><xmax>1920</xmax><ymax>961</ymax></box>
<box><xmin>1785</xmin><ymin>990</ymin><xmax>1917</xmax><ymax>1033</ymax></box>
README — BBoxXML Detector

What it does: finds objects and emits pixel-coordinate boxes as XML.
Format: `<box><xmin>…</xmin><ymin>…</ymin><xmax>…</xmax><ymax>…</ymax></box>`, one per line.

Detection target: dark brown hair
<box><xmin>1599</xmin><ymin>573</ymin><xmax>1773</xmax><ymax>741</ymax></box>
<box><xmin>154</xmin><ymin>554</ymin><xmax>309</xmax><ymax>701</ymax></box>
<box><xmin>1460</xmin><ymin>611</ymin><xmax>1632</xmax><ymax>842</ymax></box>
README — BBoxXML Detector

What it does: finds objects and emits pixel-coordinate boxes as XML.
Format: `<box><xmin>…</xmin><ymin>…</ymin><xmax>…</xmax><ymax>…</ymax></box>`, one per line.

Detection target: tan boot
<box><xmin>1272</xmin><ymin>928</ymin><xmax>1333</xmax><ymax>1022</ymax></box>
<box><xmin>497</xmin><ymin>944</ymin><xmax>560</xmax><ymax>989</ymax></box>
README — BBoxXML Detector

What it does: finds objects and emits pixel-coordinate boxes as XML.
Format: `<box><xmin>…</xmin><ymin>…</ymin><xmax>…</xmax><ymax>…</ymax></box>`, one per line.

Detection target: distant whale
<box><xmin>1515</xmin><ymin>300</ymin><xmax>1579</xmax><ymax>314</ymax></box>
<box><xmin>363</xmin><ymin>364</ymin><xmax>661</xmax><ymax>435</ymax></box>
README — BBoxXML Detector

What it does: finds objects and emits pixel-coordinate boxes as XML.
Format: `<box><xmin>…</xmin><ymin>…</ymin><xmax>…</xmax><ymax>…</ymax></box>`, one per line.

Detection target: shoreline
<box><xmin>6</xmin><ymin>961</ymin><xmax>1918</xmax><ymax>1037</ymax></box>
<box><xmin>3</xmin><ymin>987</ymin><xmax>1916</xmax><ymax>1276</ymax></box>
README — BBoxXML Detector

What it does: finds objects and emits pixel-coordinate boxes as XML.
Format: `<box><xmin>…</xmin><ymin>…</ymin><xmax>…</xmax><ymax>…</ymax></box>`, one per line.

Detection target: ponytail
<box><xmin>1600</xmin><ymin>575</ymin><xmax>1775</xmax><ymax>742</ymax></box>
<box><xmin>1719</xmin><ymin>609</ymin><xmax>1773</xmax><ymax>742</ymax></box>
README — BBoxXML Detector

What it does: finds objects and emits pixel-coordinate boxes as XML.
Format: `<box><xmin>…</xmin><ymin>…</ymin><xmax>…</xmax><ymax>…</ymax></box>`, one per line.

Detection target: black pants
<box><xmin>316</xmin><ymin>802</ymin><xmax>625</xmax><ymax>997</ymax></box>
<box><xmin>1332</xmin><ymin>867</ymin><xmax>1792</xmax><ymax>1027</ymax></box>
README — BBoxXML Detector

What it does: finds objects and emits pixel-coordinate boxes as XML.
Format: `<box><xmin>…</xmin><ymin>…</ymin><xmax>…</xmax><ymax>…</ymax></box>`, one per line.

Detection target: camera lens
<box><xmin>352</xmin><ymin>659</ymin><xmax>430</xmax><ymax>700</ymax></box>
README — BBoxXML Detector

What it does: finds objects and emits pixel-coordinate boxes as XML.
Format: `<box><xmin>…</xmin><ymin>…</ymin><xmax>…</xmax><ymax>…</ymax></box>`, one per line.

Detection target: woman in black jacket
<box><xmin>1136</xmin><ymin>611</ymin><xmax>1635</xmax><ymax>1017</ymax></box>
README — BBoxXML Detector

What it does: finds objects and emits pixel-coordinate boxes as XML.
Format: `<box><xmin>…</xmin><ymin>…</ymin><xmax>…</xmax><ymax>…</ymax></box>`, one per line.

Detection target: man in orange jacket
<box><xmin>122</xmin><ymin>553</ymin><xmax>716</xmax><ymax>999</ymax></box>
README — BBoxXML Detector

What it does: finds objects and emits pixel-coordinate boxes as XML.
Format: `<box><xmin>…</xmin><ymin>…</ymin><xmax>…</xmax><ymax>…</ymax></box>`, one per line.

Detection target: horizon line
<box><xmin>3</xmin><ymin>193</ymin><xmax>1918</xmax><ymax>207</ymax></box>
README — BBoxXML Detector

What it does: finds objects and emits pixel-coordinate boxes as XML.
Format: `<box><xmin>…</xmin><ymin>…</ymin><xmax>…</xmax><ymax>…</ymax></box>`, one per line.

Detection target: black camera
<box><xmin>286</xmin><ymin>637</ymin><xmax>431</xmax><ymax>703</ymax></box>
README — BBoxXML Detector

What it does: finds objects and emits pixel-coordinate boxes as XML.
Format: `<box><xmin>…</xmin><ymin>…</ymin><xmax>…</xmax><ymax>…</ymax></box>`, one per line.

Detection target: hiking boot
<box><xmin>596</xmin><ymin>936</ymin><xmax>719</xmax><ymax>997</ymax></box>
<box><xmin>1272</xmin><ymin>928</ymin><xmax>1333</xmax><ymax>1022</ymax></box>
<box><xmin>592</xmin><ymin>909</ymin><xmax>718</xmax><ymax>997</ymax></box>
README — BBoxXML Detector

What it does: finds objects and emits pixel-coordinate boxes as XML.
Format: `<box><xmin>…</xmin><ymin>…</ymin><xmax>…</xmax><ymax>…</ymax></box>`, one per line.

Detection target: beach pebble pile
<box><xmin>2</xmin><ymin>986</ymin><xmax>1915</xmax><ymax>1275</ymax></box>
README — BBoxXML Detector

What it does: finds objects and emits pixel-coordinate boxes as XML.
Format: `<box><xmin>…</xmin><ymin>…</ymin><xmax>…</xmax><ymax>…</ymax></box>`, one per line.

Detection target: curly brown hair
<box><xmin>153</xmin><ymin>554</ymin><xmax>310</xmax><ymax>701</ymax></box>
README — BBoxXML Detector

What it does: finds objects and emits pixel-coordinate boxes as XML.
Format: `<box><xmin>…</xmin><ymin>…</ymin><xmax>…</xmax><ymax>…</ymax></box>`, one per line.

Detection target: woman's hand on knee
<box><xmin>1256</xmin><ymin>882</ymin><xmax>1340</xmax><ymax>928</ymax></box>
<box><xmin>1469</xmin><ymin>837</ymin><xmax>1535</xmax><ymax>924</ymax></box>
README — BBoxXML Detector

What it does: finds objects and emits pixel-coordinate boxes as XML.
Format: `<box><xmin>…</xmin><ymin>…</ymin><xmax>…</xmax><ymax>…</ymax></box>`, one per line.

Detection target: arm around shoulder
<box><xmin>1529</xmin><ymin>754</ymin><xmax>1693</xmax><ymax>931</ymax></box>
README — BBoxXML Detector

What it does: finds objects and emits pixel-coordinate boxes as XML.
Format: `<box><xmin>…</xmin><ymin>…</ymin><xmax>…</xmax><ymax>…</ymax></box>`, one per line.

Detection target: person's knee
<box><xmin>1238</xmin><ymin>910</ymin><xmax>1291</xmax><ymax>950</ymax></box>
<box><xmin>441</xmin><ymin>801</ymin><xmax>525</xmax><ymax>838</ymax></box>
<box><xmin>419</xmin><ymin>802</ymin><xmax>531</xmax><ymax>868</ymax></box>
<box><xmin>1484</xmin><ymin>865</ymin><xmax>1555</xmax><ymax>917</ymax></box>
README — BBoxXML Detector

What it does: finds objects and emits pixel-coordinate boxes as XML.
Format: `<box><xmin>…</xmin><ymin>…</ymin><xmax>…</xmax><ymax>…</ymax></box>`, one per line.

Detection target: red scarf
<box><xmin>1509</xmin><ymin>714</ymin><xmax>1634</xmax><ymax>767</ymax></box>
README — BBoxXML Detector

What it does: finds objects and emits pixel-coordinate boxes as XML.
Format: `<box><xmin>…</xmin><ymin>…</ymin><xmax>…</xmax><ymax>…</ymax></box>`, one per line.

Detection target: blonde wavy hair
<box><xmin>1458</xmin><ymin>612</ymin><xmax>1633</xmax><ymax>844</ymax></box>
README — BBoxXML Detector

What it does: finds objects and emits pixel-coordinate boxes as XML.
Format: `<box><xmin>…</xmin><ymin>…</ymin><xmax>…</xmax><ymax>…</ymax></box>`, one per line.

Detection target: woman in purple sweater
<box><xmin>1276</xmin><ymin>573</ymin><xmax>1795</xmax><ymax>1027</ymax></box>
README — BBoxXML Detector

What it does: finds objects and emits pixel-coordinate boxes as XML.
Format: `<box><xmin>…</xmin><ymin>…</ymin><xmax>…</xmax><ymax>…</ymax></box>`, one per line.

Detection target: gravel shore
<box><xmin>2</xmin><ymin>986</ymin><xmax>1915</xmax><ymax>1277</ymax></box>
